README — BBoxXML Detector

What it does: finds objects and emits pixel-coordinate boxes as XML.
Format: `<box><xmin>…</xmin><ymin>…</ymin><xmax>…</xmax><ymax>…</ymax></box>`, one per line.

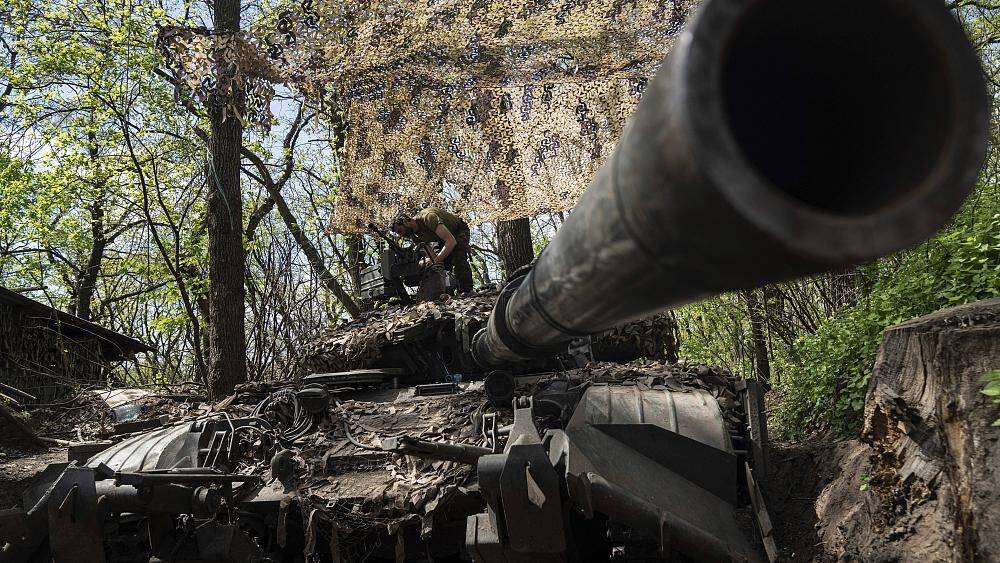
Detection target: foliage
<box><xmin>0</xmin><ymin>0</ymin><xmax>215</xmax><ymax>381</ymax></box>
<box><xmin>0</xmin><ymin>0</ymin><xmax>343</xmax><ymax>384</ymax></box>
<box><xmin>676</xmin><ymin>2</ymin><xmax>1000</xmax><ymax>439</ymax></box>
<box><xmin>776</xmin><ymin>188</ymin><xmax>1000</xmax><ymax>436</ymax></box>
<box><xmin>982</xmin><ymin>370</ymin><xmax>1000</xmax><ymax>426</ymax></box>
<box><xmin>676</xmin><ymin>184</ymin><xmax>1000</xmax><ymax>439</ymax></box>
<box><xmin>0</xmin><ymin>154</ymin><xmax>29</xmax><ymax>240</ymax></box>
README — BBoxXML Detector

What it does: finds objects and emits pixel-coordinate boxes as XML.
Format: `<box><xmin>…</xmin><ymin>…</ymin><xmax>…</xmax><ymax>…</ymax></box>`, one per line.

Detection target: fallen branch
<box><xmin>0</xmin><ymin>399</ymin><xmax>44</xmax><ymax>446</ymax></box>
<box><xmin>0</xmin><ymin>382</ymin><xmax>37</xmax><ymax>402</ymax></box>
<box><xmin>36</xmin><ymin>436</ymin><xmax>74</xmax><ymax>447</ymax></box>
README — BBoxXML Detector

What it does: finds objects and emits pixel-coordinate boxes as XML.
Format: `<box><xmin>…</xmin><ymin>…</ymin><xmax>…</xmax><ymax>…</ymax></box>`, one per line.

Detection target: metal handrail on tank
<box><xmin>473</xmin><ymin>0</ymin><xmax>990</xmax><ymax>367</ymax></box>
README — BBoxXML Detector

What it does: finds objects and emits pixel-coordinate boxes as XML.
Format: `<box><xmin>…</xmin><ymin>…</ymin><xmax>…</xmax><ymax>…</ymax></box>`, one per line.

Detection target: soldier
<box><xmin>392</xmin><ymin>208</ymin><xmax>474</xmax><ymax>294</ymax></box>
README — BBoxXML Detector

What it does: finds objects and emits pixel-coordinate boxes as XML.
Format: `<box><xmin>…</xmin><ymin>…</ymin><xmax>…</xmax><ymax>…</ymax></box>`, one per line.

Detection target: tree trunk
<box><xmin>206</xmin><ymin>0</ymin><xmax>247</xmax><ymax>398</ymax></box>
<box><xmin>745</xmin><ymin>289</ymin><xmax>771</xmax><ymax>382</ymax></box>
<box><xmin>761</xmin><ymin>285</ymin><xmax>784</xmax><ymax>383</ymax></box>
<box><xmin>475</xmin><ymin>253</ymin><xmax>492</xmax><ymax>286</ymax></box>
<box><xmin>270</xmin><ymin>184</ymin><xmax>360</xmax><ymax>319</ymax></box>
<box><xmin>74</xmin><ymin>196</ymin><xmax>105</xmax><ymax>321</ymax></box>
<box><xmin>496</xmin><ymin>218</ymin><xmax>534</xmax><ymax>282</ymax></box>
<box><xmin>346</xmin><ymin>234</ymin><xmax>364</xmax><ymax>296</ymax></box>
<box><xmin>180</xmin><ymin>262</ymin><xmax>212</xmax><ymax>369</ymax></box>
<box><xmin>71</xmin><ymin>138</ymin><xmax>106</xmax><ymax>321</ymax></box>
<box><xmin>814</xmin><ymin>298</ymin><xmax>1000</xmax><ymax>561</ymax></box>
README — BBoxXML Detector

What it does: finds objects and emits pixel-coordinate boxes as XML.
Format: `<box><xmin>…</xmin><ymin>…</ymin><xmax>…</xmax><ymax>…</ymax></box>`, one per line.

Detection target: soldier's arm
<box><xmin>434</xmin><ymin>224</ymin><xmax>458</xmax><ymax>264</ymax></box>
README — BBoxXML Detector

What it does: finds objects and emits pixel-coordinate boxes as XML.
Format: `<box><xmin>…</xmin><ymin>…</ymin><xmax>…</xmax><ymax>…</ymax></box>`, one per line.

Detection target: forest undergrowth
<box><xmin>677</xmin><ymin>180</ymin><xmax>1000</xmax><ymax>437</ymax></box>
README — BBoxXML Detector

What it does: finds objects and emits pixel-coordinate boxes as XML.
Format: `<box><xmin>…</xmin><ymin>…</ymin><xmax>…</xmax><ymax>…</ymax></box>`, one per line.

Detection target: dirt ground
<box><xmin>767</xmin><ymin>435</ymin><xmax>838</xmax><ymax>562</ymax></box>
<box><xmin>0</xmin><ymin>436</ymin><xmax>66</xmax><ymax>510</ymax></box>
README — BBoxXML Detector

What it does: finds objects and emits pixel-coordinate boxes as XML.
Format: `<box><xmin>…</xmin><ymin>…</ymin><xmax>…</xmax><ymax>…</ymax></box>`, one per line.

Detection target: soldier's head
<box><xmin>391</xmin><ymin>212</ymin><xmax>417</xmax><ymax>237</ymax></box>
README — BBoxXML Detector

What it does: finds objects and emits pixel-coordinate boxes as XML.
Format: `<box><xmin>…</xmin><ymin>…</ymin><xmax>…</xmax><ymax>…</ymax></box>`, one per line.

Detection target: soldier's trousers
<box><xmin>445</xmin><ymin>223</ymin><xmax>474</xmax><ymax>293</ymax></box>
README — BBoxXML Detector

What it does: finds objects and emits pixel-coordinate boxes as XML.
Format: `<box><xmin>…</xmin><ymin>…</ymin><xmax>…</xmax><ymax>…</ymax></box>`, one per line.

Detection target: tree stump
<box><xmin>816</xmin><ymin>298</ymin><xmax>1000</xmax><ymax>561</ymax></box>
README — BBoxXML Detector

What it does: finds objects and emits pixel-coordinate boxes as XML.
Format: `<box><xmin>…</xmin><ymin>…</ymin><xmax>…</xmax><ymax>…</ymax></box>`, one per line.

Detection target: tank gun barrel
<box><xmin>473</xmin><ymin>0</ymin><xmax>989</xmax><ymax>367</ymax></box>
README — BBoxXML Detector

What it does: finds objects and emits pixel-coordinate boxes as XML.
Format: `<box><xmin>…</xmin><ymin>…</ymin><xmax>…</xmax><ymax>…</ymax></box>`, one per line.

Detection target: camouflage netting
<box><xmin>302</xmin><ymin>292</ymin><xmax>679</xmax><ymax>373</ymax></box>
<box><xmin>158</xmin><ymin>26</ymin><xmax>282</xmax><ymax>125</ymax></box>
<box><xmin>159</xmin><ymin>0</ymin><xmax>698</xmax><ymax>231</ymax></box>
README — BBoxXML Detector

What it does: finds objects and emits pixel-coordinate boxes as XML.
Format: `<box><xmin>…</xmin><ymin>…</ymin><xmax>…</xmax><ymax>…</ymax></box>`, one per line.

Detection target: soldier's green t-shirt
<box><xmin>412</xmin><ymin>208</ymin><xmax>464</xmax><ymax>243</ymax></box>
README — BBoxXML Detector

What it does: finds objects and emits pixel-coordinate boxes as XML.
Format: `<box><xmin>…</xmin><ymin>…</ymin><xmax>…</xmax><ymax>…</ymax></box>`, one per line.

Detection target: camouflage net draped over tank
<box><xmin>302</xmin><ymin>293</ymin><xmax>679</xmax><ymax>373</ymax></box>
<box><xmin>159</xmin><ymin>0</ymin><xmax>698</xmax><ymax>231</ymax></box>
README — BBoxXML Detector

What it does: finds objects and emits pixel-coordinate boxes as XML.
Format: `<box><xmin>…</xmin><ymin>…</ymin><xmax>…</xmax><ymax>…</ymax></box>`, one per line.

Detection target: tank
<box><xmin>464</xmin><ymin>0</ymin><xmax>987</xmax><ymax>558</ymax></box>
<box><xmin>0</xmin><ymin>0</ymin><xmax>987</xmax><ymax>561</ymax></box>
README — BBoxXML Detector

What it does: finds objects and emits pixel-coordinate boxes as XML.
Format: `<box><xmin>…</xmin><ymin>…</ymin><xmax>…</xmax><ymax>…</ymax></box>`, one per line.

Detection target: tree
<box><xmin>496</xmin><ymin>217</ymin><xmax>534</xmax><ymax>282</ymax></box>
<box><xmin>205</xmin><ymin>0</ymin><xmax>247</xmax><ymax>398</ymax></box>
<box><xmin>0</xmin><ymin>0</ymin><xmax>217</xmax><ymax>386</ymax></box>
<box><xmin>0</xmin><ymin>9</ymin><xmax>16</xmax><ymax>115</ymax></box>
<box><xmin>0</xmin><ymin>0</ymin><xmax>185</xmax><ymax>325</ymax></box>
<box><xmin>241</xmin><ymin>106</ymin><xmax>360</xmax><ymax>319</ymax></box>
